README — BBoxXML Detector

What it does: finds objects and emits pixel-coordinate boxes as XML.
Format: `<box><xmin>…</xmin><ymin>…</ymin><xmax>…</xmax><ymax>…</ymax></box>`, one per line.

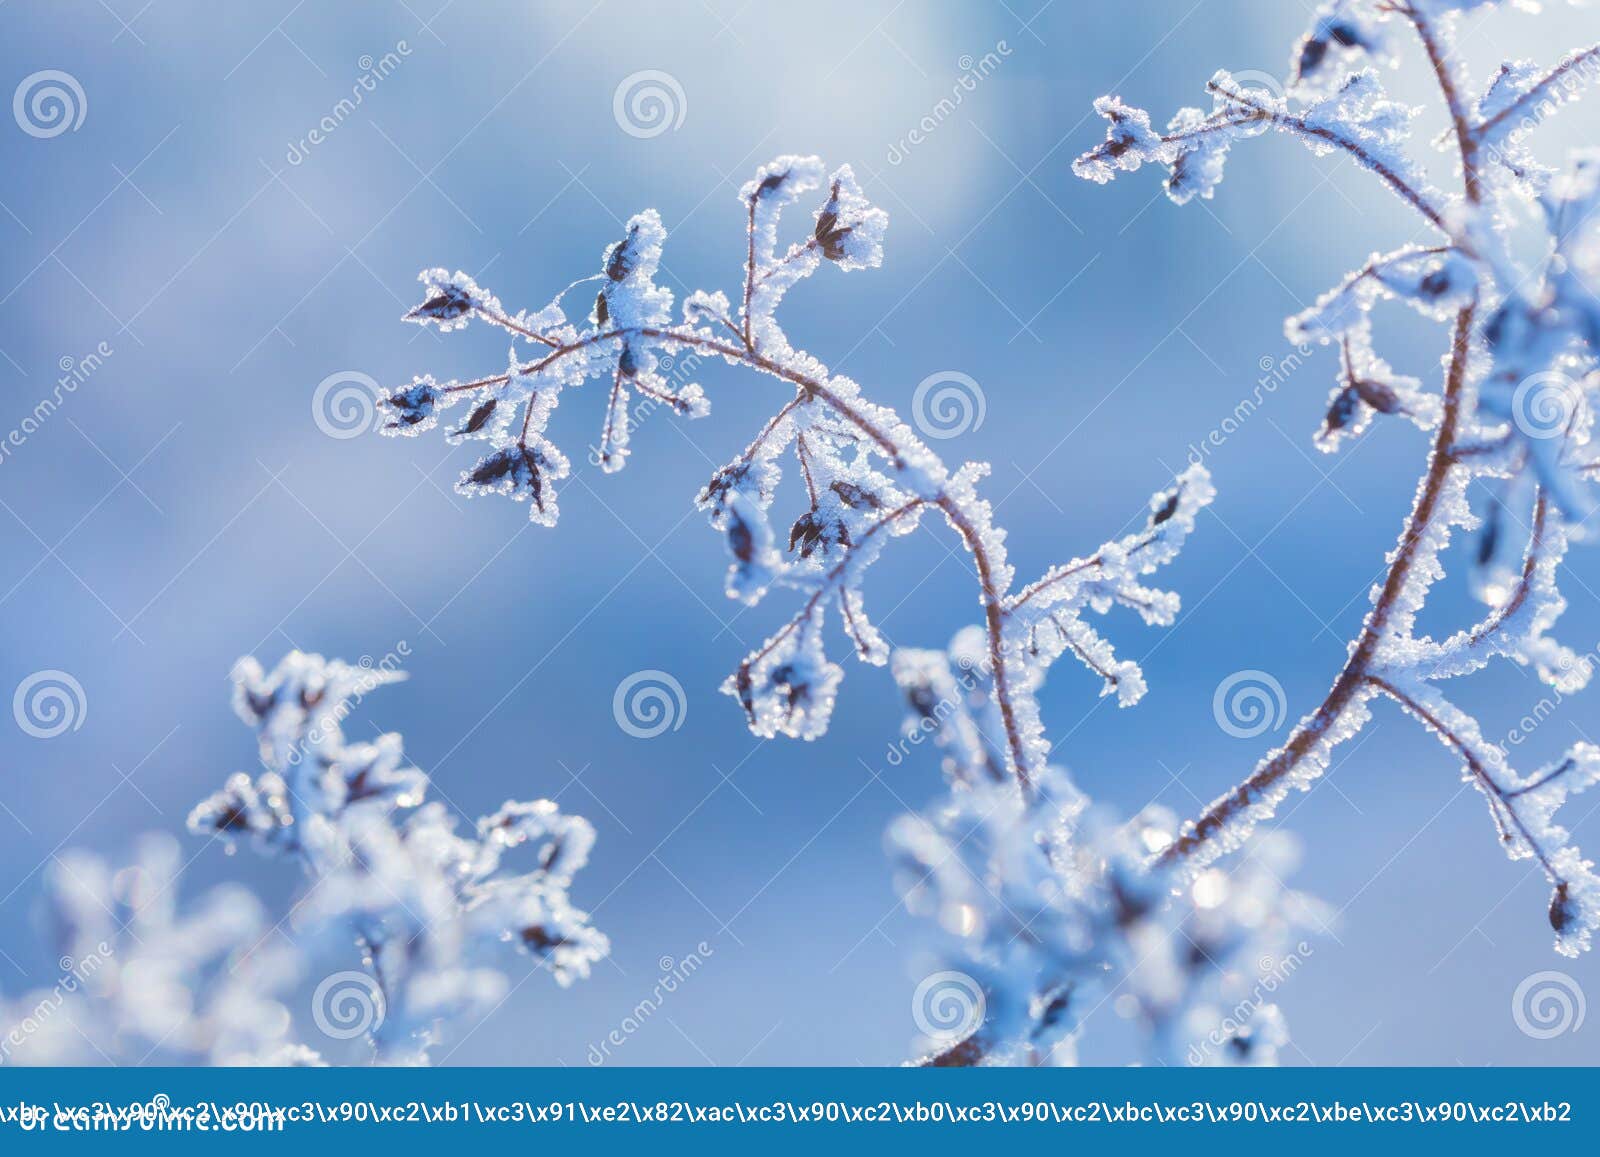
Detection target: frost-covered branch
<box><xmin>376</xmin><ymin>156</ymin><xmax>1214</xmax><ymax>795</ymax></box>
<box><xmin>0</xmin><ymin>653</ymin><xmax>607</xmax><ymax>1066</ymax></box>
<box><xmin>189</xmin><ymin>652</ymin><xmax>608</xmax><ymax>1064</ymax></box>
<box><xmin>369</xmin><ymin>156</ymin><xmax>1238</xmax><ymax>1068</ymax></box>
<box><xmin>1078</xmin><ymin>0</ymin><xmax>1600</xmax><ymax>958</ymax></box>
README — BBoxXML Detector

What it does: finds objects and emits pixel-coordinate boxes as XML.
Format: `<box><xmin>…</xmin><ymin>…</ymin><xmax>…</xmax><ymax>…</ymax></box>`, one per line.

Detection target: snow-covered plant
<box><xmin>1076</xmin><ymin>0</ymin><xmax>1600</xmax><ymax>964</ymax></box>
<box><xmin>1</xmin><ymin>835</ymin><xmax>307</xmax><ymax>1066</ymax></box>
<box><xmin>890</xmin><ymin>765</ymin><xmax>1323</xmax><ymax>1066</ymax></box>
<box><xmin>379</xmin><ymin>153</ymin><xmax>1212</xmax><ymax>788</ymax></box>
<box><xmin>188</xmin><ymin>652</ymin><xmax>608</xmax><ymax>1064</ymax></box>
<box><xmin>0</xmin><ymin>653</ymin><xmax>605</xmax><ymax>1067</ymax></box>
<box><xmin>372</xmin><ymin>153</ymin><xmax>1338</xmax><ymax>1067</ymax></box>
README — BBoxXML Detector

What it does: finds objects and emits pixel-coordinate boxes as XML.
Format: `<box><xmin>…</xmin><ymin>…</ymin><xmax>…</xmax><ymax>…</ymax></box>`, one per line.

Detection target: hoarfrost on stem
<box><xmin>1077</xmin><ymin>0</ymin><xmax>1600</xmax><ymax>958</ymax></box>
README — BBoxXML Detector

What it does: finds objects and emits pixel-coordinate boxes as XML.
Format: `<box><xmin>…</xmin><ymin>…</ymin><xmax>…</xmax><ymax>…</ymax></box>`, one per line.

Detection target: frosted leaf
<box><xmin>456</xmin><ymin>440</ymin><xmax>570</xmax><ymax>525</ymax></box>
<box><xmin>717</xmin><ymin>487</ymin><xmax>785</xmax><ymax>604</ymax></box>
<box><xmin>1289</xmin><ymin>1</ymin><xmax>1395</xmax><ymax>95</ymax></box>
<box><xmin>814</xmin><ymin>165</ymin><xmax>888</xmax><ymax>270</ymax></box>
<box><xmin>405</xmin><ymin>268</ymin><xmax>493</xmax><ymax>331</ymax></box>
<box><xmin>1289</xmin><ymin>246</ymin><xmax>1477</xmax><ymax>344</ymax></box>
<box><xmin>188</xmin><ymin>769</ymin><xmax>293</xmax><ymax>847</ymax></box>
<box><xmin>1073</xmin><ymin>96</ymin><xmax>1175</xmax><ymax>185</ymax></box>
<box><xmin>327</xmin><ymin>732</ymin><xmax>429</xmax><ymax>812</ymax></box>
<box><xmin>1299</xmin><ymin>70</ymin><xmax>1429</xmax><ymax>197</ymax></box>
<box><xmin>379</xmin><ymin>375</ymin><xmax>446</xmax><ymax>436</ymax></box>
<box><xmin>1315</xmin><ymin>325</ymin><xmax>1438</xmax><ymax>451</ymax></box>
<box><xmin>684</xmin><ymin>288</ymin><xmax>733</xmax><ymax>327</ymax></box>
<box><xmin>724</xmin><ymin>606</ymin><xmax>842</xmax><ymax>740</ymax></box>
<box><xmin>889</xmin><ymin>645</ymin><xmax>1007</xmax><ymax>787</ymax></box>
<box><xmin>478</xmin><ymin>799</ymin><xmax>596</xmax><ymax>884</ymax></box>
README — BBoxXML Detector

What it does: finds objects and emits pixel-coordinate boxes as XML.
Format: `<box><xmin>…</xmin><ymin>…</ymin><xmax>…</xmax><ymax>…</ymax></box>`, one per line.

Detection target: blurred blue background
<box><xmin>0</xmin><ymin>0</ymin><xmax>1597</xmax><ymax>1066</ymax></box>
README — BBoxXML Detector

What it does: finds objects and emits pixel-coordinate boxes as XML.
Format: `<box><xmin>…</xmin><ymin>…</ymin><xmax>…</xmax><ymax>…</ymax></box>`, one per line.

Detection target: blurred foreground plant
<box><xmin>0</xmin><ymin>653</ymin><xmax>605</xmax><ymax>1066</ymax></box>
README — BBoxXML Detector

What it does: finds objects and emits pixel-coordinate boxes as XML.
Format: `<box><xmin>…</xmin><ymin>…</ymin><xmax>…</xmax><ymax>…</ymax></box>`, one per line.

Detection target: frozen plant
<box><xmin>1076</xmin><ymin>0</ymin><xmax>1600</xmax><ymax>958</ymax></box>
<box><xmin>377</xmin><ymin>154</ymin><xmax>1212</xmax><ymax>790</ymax></box>
<box><xmin>372</xmin><ymin>151</ymin><xmax>1345</xmax><ymax>1067</ymax></box>
<box><xmin>188</xmin><ymin>651</ymin><xmax>609</xmax><ymax>1064</ymax></box>
<box><xmin>0</xmin><ymin>653</ymin><xmax>606</xmax><ymax>1067</ymax></box>
<box><xmin>1</xmin><ymin>835</ymin><xmax>307</xmax><ymax>1066</ymax></box>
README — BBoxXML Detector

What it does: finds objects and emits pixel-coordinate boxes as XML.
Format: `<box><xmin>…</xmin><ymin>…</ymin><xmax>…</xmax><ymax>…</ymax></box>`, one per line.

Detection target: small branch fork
<box><xmin>454</xmin><ymin>318</ymin><xmax>1042</xmax><ymax>791</ymax></box>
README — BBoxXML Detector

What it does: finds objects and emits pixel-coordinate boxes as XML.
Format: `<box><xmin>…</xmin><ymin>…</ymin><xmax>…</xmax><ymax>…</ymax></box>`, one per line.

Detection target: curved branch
<box><xmin>1161</xmin><ymin>302</ymin><xmax>1477</xmax><ymax>865</ymax></box>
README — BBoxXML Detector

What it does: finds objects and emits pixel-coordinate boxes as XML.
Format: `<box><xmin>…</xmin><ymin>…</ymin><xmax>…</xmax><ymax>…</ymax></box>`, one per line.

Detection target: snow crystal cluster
<box><xmin>890</xmin><ymin>770</ymin><xmax>1323</xmax><ymax>1065</ymax></box>
<box><xmin>1076</xmin><ymin>0</ymin><xmax>1600</xmax><ymax>958</ymax></box>
<box><xmin>0</xmin><ymin>653</ymin><xmax>606</xmax><ymax>1066</ymax></box>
